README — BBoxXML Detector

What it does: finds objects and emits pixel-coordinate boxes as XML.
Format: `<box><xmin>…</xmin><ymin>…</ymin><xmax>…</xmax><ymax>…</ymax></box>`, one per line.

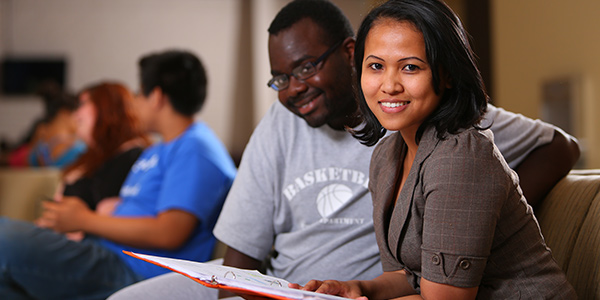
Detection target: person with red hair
<box><xmin>28</xmin><ymin>82</ymin><xmax>149</xmax><ymax>242</ymax></box>
<box><xmin>0</xmin><ymin>81</ymin><xmax>150</xmax><ymax>297</ymax></box>
<box><xmin>57</xmin><ymin>82</ymin><xmax>150</xmax><ymax>212</ymax></box>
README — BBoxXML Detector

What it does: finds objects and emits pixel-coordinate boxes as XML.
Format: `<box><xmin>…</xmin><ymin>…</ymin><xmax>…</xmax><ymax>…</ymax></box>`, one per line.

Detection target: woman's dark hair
<box><xmin>352</xmin><ymin>0</ymin><xmax>489</xmax><ymax>146</ymax></box>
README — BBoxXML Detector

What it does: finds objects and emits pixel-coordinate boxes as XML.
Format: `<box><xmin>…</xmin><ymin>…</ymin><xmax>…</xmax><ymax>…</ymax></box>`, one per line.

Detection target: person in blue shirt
<box><xmin>0</xmin><ymin>50</ymin><xmax>237</xmax><ymax>300</ymax></box>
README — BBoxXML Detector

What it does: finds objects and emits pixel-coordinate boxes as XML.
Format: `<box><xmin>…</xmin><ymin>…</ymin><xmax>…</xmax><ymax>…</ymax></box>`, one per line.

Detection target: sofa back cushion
<box><xmin>536</xmin><ymin>170</ymin><xmax>600</xmax><ymax>299</ymax></box>
<box><xmin>565</xmin><ymin>192</ymin><xmax>600</xmax><ymax>299</ymax></box>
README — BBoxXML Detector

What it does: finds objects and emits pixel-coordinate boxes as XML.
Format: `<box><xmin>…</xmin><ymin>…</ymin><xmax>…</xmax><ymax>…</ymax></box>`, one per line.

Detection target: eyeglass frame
<box><xmin>266</xmin><ymin>40</ymin><xmax>344</xmax><ymax>91</ymax></box>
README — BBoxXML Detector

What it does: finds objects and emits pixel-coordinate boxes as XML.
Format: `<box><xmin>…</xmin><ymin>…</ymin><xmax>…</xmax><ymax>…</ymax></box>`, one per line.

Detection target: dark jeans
<box><xmin>0</xmin><ymin>218</ymin><xmax>143</xmax><ymax>300</ymax></box>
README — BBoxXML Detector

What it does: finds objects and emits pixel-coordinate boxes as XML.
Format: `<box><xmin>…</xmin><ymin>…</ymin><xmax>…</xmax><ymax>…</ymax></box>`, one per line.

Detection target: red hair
<box><xmin>64</xmin><ymin>82</ymin><xmax>150</xmax><ymax>177</ymax></box>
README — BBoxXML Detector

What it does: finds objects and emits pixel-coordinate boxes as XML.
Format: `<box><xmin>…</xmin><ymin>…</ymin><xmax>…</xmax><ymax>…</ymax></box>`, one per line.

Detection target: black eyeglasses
<box><xmin>267</xmin><ymin>40</ymin><xmax>343</xmax><ymax>91</ymax></box>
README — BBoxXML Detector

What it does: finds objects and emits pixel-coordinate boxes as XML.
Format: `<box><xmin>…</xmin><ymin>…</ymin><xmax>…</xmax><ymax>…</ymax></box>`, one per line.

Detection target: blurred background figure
<box><xmin>36</xmin><ymin>81</ymin><xmax>150</xmax><ymax>242</ymax></box>
<box><xmin>0</xmin><ymin>50</ymin><xmax>236</xmax><ymax>300</ymax></box>
<box><xmin>6</xmin><ymin>82</ymin><xmax>85</xmax><ymax>168</ymax></box>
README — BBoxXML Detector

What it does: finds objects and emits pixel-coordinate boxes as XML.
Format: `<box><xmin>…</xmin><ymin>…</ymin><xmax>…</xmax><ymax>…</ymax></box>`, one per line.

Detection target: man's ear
<box><xmin>342</xmin><ymin>37</ymin><xmax>356</xmax><ymax>67</ymax></box>
<box><xmin>148</xmin><ymin>87</ymin><xmax>166</xmax><ymax>108</ymax></box>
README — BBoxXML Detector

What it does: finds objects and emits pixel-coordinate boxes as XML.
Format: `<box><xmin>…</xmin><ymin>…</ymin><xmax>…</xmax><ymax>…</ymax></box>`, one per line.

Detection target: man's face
<box><xmin>133</xmin><ymin>88</ymin><xmax>157</xmax><ymax>133</ymax></box>
<box><xmin>268</xmin><ymin>18</ymin><xmax>355</xmax><ymax>129</ymax></box>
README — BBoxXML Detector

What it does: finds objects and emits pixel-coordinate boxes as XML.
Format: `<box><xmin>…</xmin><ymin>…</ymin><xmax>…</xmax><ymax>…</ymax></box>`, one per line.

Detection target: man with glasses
<box><xmin>267</xmin><ymin>40</ymin><xmax>342</xmax><ymax>91</ymax></box>
<box><xmin>111</xmin><ymin>0</ymin><xmax>579</xmax><ymax>299</ymax></box>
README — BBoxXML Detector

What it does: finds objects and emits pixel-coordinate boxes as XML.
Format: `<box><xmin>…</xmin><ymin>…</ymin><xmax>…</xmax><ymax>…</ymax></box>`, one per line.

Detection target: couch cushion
<box><xmin>566</xmin><ymin>191</ymin><xmax>600</xmax><ymax>299</ymax></box>
<box><xmin>536</xmin><ymin>173</ymin><xmax>600</xmax><ymax>270</ymax></box>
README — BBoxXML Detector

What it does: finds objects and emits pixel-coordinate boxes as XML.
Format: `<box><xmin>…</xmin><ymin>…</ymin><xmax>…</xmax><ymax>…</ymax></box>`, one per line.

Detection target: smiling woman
<box><xmin>361</xmin><ymin>19</ymin><xmax>446</xmax><ymax>139</ymax></box>
<box><xmin>297</xmin><ymin>0</ymin><xmax>577</xmax><ymax>299</ymax></box>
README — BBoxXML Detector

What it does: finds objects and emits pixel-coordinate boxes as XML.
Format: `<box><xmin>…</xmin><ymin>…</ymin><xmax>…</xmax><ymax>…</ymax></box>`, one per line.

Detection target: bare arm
<box><xmin>222</xmin><ymin>246</ymin><xmax>262</xmax><ymax>270</ymax></box>
<box><xmin>298</xmin><ymin>270</ymin><xmax>477</xmax><ymax>300</ymax></box>
<box><xmin>39</xmin><ymin>196</ymin><xmax>197</xmax><ymax>250</ymax></box>
<box><xmin>352</xmin><ymin>270</ymin><xmax>418</xmax><ymax>299</ymax></box>
<box><xmin>515</xmin><ymin>129</ymin><xmax>580</xmax><ymax>206</ymax></box>
<box><xmin>418</xmin><ymin>277</ymin><xmax>478</xmax><ymax>300</ymax></box>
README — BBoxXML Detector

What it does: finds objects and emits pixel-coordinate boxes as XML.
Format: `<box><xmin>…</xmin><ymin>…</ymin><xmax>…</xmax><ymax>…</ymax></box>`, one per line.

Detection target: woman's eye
<box><xmin>403</xmin><ymin>64</ymin><xmax>419</xmax><ymax>72</ymax></box>
<box><xmin>368</xmin><ymin>63</ymin><xmax>383</xmax><ymax>71</ymax></box>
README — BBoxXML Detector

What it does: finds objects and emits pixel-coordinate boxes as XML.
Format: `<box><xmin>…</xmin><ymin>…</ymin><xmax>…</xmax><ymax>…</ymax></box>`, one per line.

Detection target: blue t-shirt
<box><xmin>100</xmin><ymin>122</ymin><xmax>237</xmax><ymax>279</ymax></box>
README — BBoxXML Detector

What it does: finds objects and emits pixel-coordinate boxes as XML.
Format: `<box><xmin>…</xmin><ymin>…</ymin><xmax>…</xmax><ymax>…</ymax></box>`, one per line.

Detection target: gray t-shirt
<box><xmin>483</xmin><ymin>104</ymin><xmax>556</xmax><ymax>168</ymax></box>
<box><xmin>214</xmin><ymin>102</ymin><xmax>382</xmax><ymax>285</ymax></box>
<box><xmin>214</xmin><ymin>102</ymin><xmax>557</xmax><ymax>285</ymax></box>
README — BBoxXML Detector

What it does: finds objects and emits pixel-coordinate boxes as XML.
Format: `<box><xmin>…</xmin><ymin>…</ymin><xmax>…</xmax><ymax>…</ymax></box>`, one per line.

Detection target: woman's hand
<box><xmin>290</xmin><ymin>280</ymin><xmax>367</xmax><ymax>300</ymax></box>
<box><xmin>289</xmin><ymin>271</ymin><xmax>418</xmax><ymax>300</ymax></box>
<box><xmin>37</xmin><ymin>196</ymin><xmax>93</xmax><ymax>233</ymax></box>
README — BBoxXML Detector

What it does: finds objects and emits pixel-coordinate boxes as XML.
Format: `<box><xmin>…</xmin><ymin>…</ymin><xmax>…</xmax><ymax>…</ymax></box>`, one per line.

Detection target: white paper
<box><xmin>130</xmin><ymin>252</ymin><xmax>354</xmax><ymax>300</ymax></box>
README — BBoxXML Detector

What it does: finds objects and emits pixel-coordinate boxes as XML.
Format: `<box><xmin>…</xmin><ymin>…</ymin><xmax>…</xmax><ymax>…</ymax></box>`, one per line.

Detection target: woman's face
<box><xmin>361</xmin><ymin>19</ymin><xmax>447</xmax><ymax>136</ymax></box>
<box><xmin>73</xmin><ymin>92</ymin><xmax>97</xmax><ymax>145</ymax></box>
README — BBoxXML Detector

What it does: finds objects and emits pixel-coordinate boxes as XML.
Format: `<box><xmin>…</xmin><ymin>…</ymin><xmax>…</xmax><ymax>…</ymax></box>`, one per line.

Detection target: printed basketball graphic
<box><xmin>316</xmin><ymin>184</ymin><xmax>353</xmax><ymax>217</ymax></box>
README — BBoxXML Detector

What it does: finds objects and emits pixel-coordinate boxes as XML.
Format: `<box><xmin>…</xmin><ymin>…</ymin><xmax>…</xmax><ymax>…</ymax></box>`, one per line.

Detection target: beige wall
<box><xmin>0</xmin><ymin>0</ymin><xmax>370</xmax><ymax>157</ymax></box>
<box><xmin>4</xmin><ymin>0</ymin><xmax>598</xmax><ymax>167</ymax></box>
<box><xmin>0</xmin><ymin>0</ymin><xmax>243</xmax><ymax>152</ymax></box>
<box><xmin>492</xmin><ymin>0</ymin><xmax>600</xmax><ymax>167</ymax></box>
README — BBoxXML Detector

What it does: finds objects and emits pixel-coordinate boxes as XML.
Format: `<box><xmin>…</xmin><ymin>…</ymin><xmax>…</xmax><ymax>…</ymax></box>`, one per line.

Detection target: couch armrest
<box><xmin>0</xmin><ymin>167</ymin><xmax>61</xmax><ymax>221</ymax></box>
<box><xmin>536</xmin><ymin>170</ymin><xmax>600</xmax><ymax>299</ymax></box>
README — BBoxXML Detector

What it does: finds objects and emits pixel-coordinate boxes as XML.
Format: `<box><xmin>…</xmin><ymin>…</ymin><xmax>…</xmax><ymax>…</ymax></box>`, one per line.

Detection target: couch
<box><xmin>0</xmin><ymin>167</ymin><xmax>61</xmax><ymax>221</ymax></box>
<box><xmin>536</xmin><ymin>169</ymin><xmax>600</xmax><ymax>299</ymax></box>
<box><xmin>1</xmin><ymin>168</ymin><xmax>599</xmax><ymax>298</ymax></box>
